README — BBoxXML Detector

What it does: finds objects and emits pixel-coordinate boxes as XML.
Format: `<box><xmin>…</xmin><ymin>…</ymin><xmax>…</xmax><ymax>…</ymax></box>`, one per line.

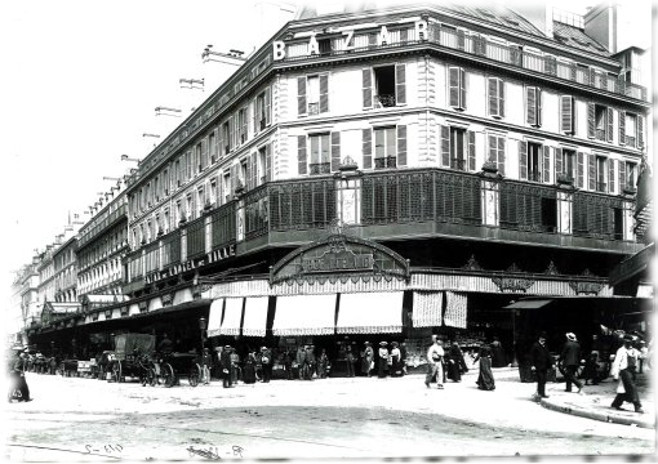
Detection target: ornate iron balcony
<box><xmin>375</xmin><ymin>94</ymin><xmax>396</xmax><ymax>108</ymax></box>
<box><xmin>310</xmin><ymin>162</ymin><xmax>331</xmax><ymax>175</ymax></box>
<box><xmin>374</xmin><ymin>156</ymin><xmax>397</xmax><ymax>169</ymax></box>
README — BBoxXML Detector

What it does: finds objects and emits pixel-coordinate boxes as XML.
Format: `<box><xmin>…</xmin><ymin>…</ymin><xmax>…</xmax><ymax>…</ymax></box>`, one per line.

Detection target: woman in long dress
<box><xmin>475</xmin><ymin>345</ymin><xmax>495</xmax><ymax>390</ymax></box>
<box><xmin>242</xmin><ymin>352</ymin><xmax>257</xmax><ymax>384</ymax></box>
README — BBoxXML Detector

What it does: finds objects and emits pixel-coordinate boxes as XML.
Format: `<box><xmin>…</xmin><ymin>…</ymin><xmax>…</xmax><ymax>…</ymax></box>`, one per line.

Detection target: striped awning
<box><xmin>337</xmin><ymin>291</ymin><xmax>403</xmax><ymax>334</ymax></box>
<box><xmin>220</xmin><ymin>298</ymin><xmax>243</xmax><ymax>336</ymax></box>
<box><xmin>273</xmin><ymin>294</ymin><xmax>336</xmax><ymax>336</ymax></box>
<box><xmin>444</xmin><ymin>291</ymin><xmax>467</xmax><ymax>329</ymax></box>
<box><xmin>413</xmin><ymin>291</ymin><xmax>443</xmax><ymax>327</ymax></box>
<box><xmin>206</xmin><ymin>299</ymin><xmax>224</xmax><ymax>338</ymax></box>
<box><xmin>242</xmin><ymin>296</ymin><xmax>268</xmax><ymax>337</ymax></box>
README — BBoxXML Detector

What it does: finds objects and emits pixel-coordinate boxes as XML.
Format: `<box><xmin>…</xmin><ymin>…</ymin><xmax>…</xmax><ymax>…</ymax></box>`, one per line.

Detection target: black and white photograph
<box><xmin>2</xmin><ymin>0</ymin><xmax>655</xmax><ymax>461</ymax></box>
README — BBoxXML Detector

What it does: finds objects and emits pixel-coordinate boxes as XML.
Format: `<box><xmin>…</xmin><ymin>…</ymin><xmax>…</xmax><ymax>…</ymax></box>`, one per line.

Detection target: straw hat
<box><xmin>566</xmin><ymin>332</ymin><xmax>576</xmax><ymax>342</ymax></box>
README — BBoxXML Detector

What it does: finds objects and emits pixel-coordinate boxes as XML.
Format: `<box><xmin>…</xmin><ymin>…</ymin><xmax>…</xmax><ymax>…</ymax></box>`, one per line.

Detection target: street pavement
<box><xmin>4</xmin><ymin>366</ymin><xmax>656</xmax><ymax>461</ymax></box>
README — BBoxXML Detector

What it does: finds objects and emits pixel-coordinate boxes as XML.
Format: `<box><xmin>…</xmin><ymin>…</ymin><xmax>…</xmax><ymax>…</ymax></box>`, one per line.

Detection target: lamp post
<box><xmin>199</xmin><ymin>318</ymin><xmax>207</xmax><ymax>352</ymax></box>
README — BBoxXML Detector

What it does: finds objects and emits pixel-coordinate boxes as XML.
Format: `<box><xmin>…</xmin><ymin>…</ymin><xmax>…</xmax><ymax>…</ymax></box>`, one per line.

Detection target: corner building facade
<box><xmin>32</xmin><ymin>3</ymin><xmax>651</xmax><ymax>372</ymax></box>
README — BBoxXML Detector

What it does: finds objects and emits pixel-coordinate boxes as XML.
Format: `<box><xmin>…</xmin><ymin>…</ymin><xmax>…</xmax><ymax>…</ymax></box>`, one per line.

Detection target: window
<box><xmin>240</xmin><ymin>159</ymin><xmax>248</xmax><ymax>190</ymax></box>
<box><xmin>255</xmin><ymin>87</ymin><xmax>271</xmax><ymax>132</ymax></box>
<box><xmin>560</xmin><ymin>96</ymin><xmax>575</xmax><ymax>135</ymax></box>
<box><xmin>163</xmin><ymin>210</ymin><xmax>170</xmax><ymax>234</ymax></box>
<box><xmin>209</xmin><ymin>131</ymin><xmax>217</xmax><ymax>163</ymax></box>
<box><xmin>309</xmin><ymin>133</ymin><xmax>330</xmax><ymax>174</ymax></box>
<box><xmin>596</xmin><ymin>156</ymin><xmax>607</xmax><ymax>192</ymax></box>
<box><xmin>258</xmin><ymin>147</ymin><xmax>267</xmax><ymax>184</ymax></box>
<box><xmin>450</xmin><ymin>127</ymin><xmax>466</xmax><ymax>170</ymax></box>
<box><xmin>210</xmin><ymin>180</ymin><xmax>217</xmax><ymax>206</ymax></box>
<box><xmin>519</xmin><ymin>141</ymin><xmax>543</xmax><ymax>182</ymax></box>
<box><xmin>626</xmin><ymin>162</ymin><xmax>637</xmax><ymax>190</ymax></box>
<box><xmin>223</xmin><ymin>172</ymin><xmax>232</xmax><ymax>203</ymax></box>
<box><xmin>374</xmin><ymin>127</ymin><xmax>397</xmax><ymax>168</ymax></box>
<box><xmin>556</xmin><ymin>148</ymin><xmax>575</xmax><ymax>182</ymax></box>
<box><xmin>448</xmin><ymin>67</ymin><xmax>466</xmax><ymax>110</ymax></box>
<box><xmin>362</xmin><ymin>64</ymin><xmax>406</xmax><ymax>109</ymax></box>
<box><xmin>488</xmin><ymin>78</ymin><xmax>504</xmax><ymax>118</ymax></box>
<box><xmin>186</xmin><ymin>195</ymin><xmax>193</xmax><ymax>221</ymax></box>
<box><xmin>298</xmin><ymin>74</ymin><xmax>328</xmax><ymax>116</ymax></box>
<box><xmin>195</xmin><ymin>143</ymin><xmax>203</xmax><ymax>172</ymax></box>
<box><xmin>541</xmin><ymin>198</ymin><xmax>557</xmax><ymax>233</ymax></box>
<box><xmin>620</xmin><ymin>112</ymin><xmax>644</xmax><ymax>149</ymax></box>
<box><xmin>526</xmin><ymin>87</ymin><xmax>542</xmax><ymax>127</ymax></box>
<box><xmin>487</xmin><ymin>134</ymin><xmax>505</xmax><ymax>175</ymax></box>
<box><xmin>222</xmin><ymin>120</ymin><xmax>232</xmax><ymax>154</ymax></box>
<box><xmin>238</xmin><ymin>107</ymin><xmax>248</xmax><ymax>144</ymax></box>
<box><xmin>318</xmin><ymin>37</ymin><xmax>332</xmax><ymax>55</ymax></box>
<box><xmin>613</xmin><ymin>207</ymin><xmax>624</xmax><ymax>240</ymax></box>
<box><xmin>588</xmin><ymin>103</ymin><xmax>612</xmax><ymax>142</ymax></box>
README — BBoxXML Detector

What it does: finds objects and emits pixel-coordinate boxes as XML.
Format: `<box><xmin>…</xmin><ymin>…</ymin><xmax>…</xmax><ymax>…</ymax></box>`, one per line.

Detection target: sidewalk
<box><xmin>486</xmin><ymin>366</ymin><xmax>655</xmax><ymax>429</ymax></box>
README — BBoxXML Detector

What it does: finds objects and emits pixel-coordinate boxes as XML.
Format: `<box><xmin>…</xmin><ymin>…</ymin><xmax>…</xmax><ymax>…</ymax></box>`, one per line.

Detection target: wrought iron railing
<box><xmin>625</xmin><ymin>135</ymin><xmax>637</xmax><ymax>148</ymax></box>
<box><xmin>185</xmin><ymin>217</ymin><xmax>206</xmax><ymax>259</ymax></box>
<box><xmin>375</xmin><ymin>94</ymin><xmax>396</xmax><ymax>108</ymax></box>
<box><xmin>269</xmin><ymin>177</ymin><xmax>336</xmax><ymax>231</ymax></box>
<box><xmin>243</xmin><ymin>184</ymin><xmax>269</xmax><ymax>241</ymax></box>
<box><xmin>309</xmin><ymin>162</ymin><xmax>331</xmax><ymax>175</ymax></box>
<box><xmin>374</xmin><ymin>156</ymin><xmax>397</xmax><ymax>169</ymax></box>
<box><xmin>210</xmin><ymin>202</ymin><xmax>236</xmax><ymax>250</ymax></box>
<box><xmin>161</xmin><ymin>230</ymin><xmax>181</xmax><ymax>269</ymax></box>
<box><xmin>451</xmin><ymin>158</ymin><xmax>466</xmax><ymax>171</ymax></box>
<box><xmin>595</xmin><ymin>128</ymin><xmax>606</xmax><ymax>141</ymax></box>
<box><xmin>499</xmin><ymin>180</ymin><xmax>557</xmax><ymax>233</ymax></box>
<box><xmin>573</xmin><ymin>191</ymin><xmax>625</xmax><ymax>240</ymax></box>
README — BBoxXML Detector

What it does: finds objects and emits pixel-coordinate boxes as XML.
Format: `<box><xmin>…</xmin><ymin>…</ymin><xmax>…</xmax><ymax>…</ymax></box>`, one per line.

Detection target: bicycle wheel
<box><xmin>189</xmin><ymin>363</ymin><xmax>202</xmax><ymax>387</ymax></box>
<box><xmin>162</xmin><ymin>363</ymin><xmax>175</xmax><ymax>388</ymax></box>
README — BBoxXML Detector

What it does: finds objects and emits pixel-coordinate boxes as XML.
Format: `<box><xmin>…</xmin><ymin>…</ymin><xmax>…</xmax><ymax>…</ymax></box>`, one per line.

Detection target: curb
<box><xmin>540</xmin><ymin>398</ymin><xmax>655</xmax><ymax>429</ymax></box>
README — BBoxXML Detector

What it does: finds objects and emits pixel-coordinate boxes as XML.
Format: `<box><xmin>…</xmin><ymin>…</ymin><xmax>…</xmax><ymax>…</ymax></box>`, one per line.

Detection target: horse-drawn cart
<box><xmin>109</xmin><ymin>333</ymin><xmax>155</xmax><ymax>384</ymax></box>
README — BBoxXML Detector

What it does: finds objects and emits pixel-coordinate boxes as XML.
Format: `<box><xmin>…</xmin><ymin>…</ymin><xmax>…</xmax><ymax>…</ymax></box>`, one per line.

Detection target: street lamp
<box><xmin>199</xmin><ymin>317</ymin><xmax>207</xmax><ymax>351</ymax></box>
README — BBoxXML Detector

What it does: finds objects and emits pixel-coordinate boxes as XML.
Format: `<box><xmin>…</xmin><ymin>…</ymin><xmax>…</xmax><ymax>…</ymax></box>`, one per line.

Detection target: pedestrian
<box><xmin>610</xmin><ymin>335</ymin><xmax>643</xmax><ymax>413</ymax></box>
<box><xmin>377</xmin><ymin>341</ymin><xmax>389</xmax><ymax>378</ymax></box>
<box><xmin>318</xmin><ymin>349</ymin><xmax>329</xmax><ymax>379</ymax></box>
<box><xmin>390</xmin><ymin>342</ymin><xmax>403</xmax><ymax>377</ymax></box>
<box><xmin>220</xmin><ymin>345</ymin><xmax>233</xmax><ymax>388</ymax></box>
<box><xmin>560</xmin><ymin>332</ymin><xmax>583</xmax><ymax>394</ymax></box>
<box><xmin>475</xmin><ymin>344</ymin><xmax>495</xmax><ymax>390</ymax></box>
<box><xmin>491</xmin><ymin>336</ymin><xmax>507</xmax><ymax>368</ymax></box>
<box><xmin>362</xmin><ymin>342</ymin><xmax>374</xmax><ymax>377</ymax></box>
<box><xmin>530</xmin><ymin>331</ymin><xmax>554</xmax><ymax>399</ymax></box>
<box><xmin>243</xmin><ymin>352</ymin><xmax>257</xmax><ymax>384</ymax></box>
<box><xmin>283</xmin><ymin>349</ymin><xmax>294</xmax><ymax>380</ymax></box>
<box><xmin>400</xmin><ymin>342</ymin><xmax>408</xmax><ymax>375</ymax></box>
<box><xmin>201</xmin><ymin>347</ymin><xmax>213</xmax><ymax>384</ymax></box>
<box><xmin>345</xmin><ymin>345</ymin><xmax>356</xmax><ymax>377</ymax></box>
<box><xmin>309</xmin><ymin>345</ymin><xmax>318</xmax><ymax>378</ymax></box>
<box><xmin>230</xmin><ymin>348</ymin><xmax>241</xmax><ymax>384</ymax></box>
<box><xmin>425</xmin><ymin>336</ymin><xmax>445</xmax><ymax>390</ymax></box>
<box><xmin>637</xmin><ymin>340</ymin><xmax>648</xmax><ymax>374</ymax></box>
<box><xmin>447</xmin><ymin>341</ymin><xmax>467</xmax><ymax>382</ymax></box>
<box><xmin>582</xmin><ymin>350</ymin><xmax>600</xmax><ymax>386</ymax></box>
<box><xmin>8</xmin><ymin>351</ymin><xmax>31</xmax><ymax>402</ymax></box>
<box><xmin>260</xmin><ymin>346</ymin><xmax>273</xmax><ymax>383</ymax></box>
<box><xmin>296</xmin><ymin>345</ymin><xmax>306</xmax><ymax>380</ymax></box>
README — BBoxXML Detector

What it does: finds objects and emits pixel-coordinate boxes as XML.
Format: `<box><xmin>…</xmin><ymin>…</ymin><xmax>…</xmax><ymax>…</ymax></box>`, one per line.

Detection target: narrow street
<box><xmin>5</xmin><ymin>370</ymin><xmax>655</xmax><ymax>460</ymax></box>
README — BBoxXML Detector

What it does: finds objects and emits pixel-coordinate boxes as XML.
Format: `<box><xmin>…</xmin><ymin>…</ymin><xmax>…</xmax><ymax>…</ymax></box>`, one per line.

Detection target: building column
<box><xmin>334</xmin><ymin>160</ymin><xmax>361</xmax><ymax>226</ymax></box>
<box><xmin>480</xmin><ymin>166</ymin><xmax>500</xmax><ymax>227</ymax></box>
<box><xmin>557</xmin><ymin>190</ymin><xmax>574</xmax><ymax>235</ymax></box>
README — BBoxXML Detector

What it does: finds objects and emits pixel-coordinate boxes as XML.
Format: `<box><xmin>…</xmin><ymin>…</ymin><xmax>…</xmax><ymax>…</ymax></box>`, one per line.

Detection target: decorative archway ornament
<box><xmin>269</xmin><ymin>234</ymin><xmax>410</xmax><ymax>286</ymax></box>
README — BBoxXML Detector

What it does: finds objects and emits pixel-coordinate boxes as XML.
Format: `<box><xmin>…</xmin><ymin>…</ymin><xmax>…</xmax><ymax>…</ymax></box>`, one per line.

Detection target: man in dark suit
<box><xmin>560</xmin><ymin>332</ymin><xmax>583</xmax><ymax>394</ymax></box>
<box><xmin>220</xmin><ymin>345</ymin><xmax>233</xmax><ymax>388</ymax></box>
<box><xmin>530</xmin><ymin>331</ymin><xmax>554</xmax><ymax>399</ymax></box>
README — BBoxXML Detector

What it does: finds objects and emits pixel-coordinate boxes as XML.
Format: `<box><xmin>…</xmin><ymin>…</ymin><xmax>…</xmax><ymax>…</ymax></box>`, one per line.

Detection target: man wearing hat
<box><xmin>425</xmin><ymin>337</ymin><xmax>445</xmax><ymax>389</ymax></box>
<box><xmin>559</xmin><ymin>332</ymin><xmax>583</xmax><ymax>394</ymax></box>
<box><xmin>260</xmin><ymin>346</ymin><xmax>273</xmax><ymax>383</ymax></box>
<box><xmin>220</xmin><ymin>345</ymin><xmax>233</xmax><ymax>388</ymax></box>
<box><xmin>610</xmin><ymin>335</ymin><xmax>643</xmax><ymax>413</ymax></box>
<box><xmin>530</xmin><ymin>331</ymin><xmax>554</xmax><ymax>399</ymax></box>
<box><xmin>362</xmin><ymin>342</ymin><xmax>374</xmax><ymax>377</ymax></box>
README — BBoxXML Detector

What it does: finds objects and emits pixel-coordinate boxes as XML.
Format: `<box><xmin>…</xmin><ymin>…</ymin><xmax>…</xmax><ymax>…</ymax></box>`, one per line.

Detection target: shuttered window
<box><xmin>576</xmin><ymin>152</ymin><xmax>585</xmax><ymax>188</ymax></box>
<box><xmin>488</xmin><ymin>77</ymin><xmax>505</xmax><ymax>119</ymax></box>
<box><xmin>526</xmin><ymin>87</ymin><xmax>542</xmax><ymax>127</ymax></box>
<box><xmin>298</xmin><ymin>74</ymin><xmax>330</xmax><ymax>116</ymax></box>
<box><xmin>448</xmin><ymin>66</ymin><xmax>466</xmax><ymax>110</ymax></box>
<box><xmin>487</xmin><ymin>134</ymin><xmax>505</xmax><ymax>175</ymax></box>
<box><xmin>588</xmin><ymin>103</ymin><xmax>611</xmax><ymax>141</ymax></box>
<box><xmin>560</xmin><ymin>96</ymin><xmax>575</xmax><ymax>134</ymax></box>
<box><xmin>366</xmin><ymin>64</ymin><xmax>406</xmax><ymax>108</ymax></box>
<box><xmin>363</xmin><ymin>126</ymin><xmax>407</xmax><ymax>169</ymax></box>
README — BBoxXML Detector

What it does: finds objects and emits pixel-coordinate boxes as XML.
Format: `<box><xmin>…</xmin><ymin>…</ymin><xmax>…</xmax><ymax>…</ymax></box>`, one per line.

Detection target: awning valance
<box><xmin>444</xmin><ymin>291</ymin><xmax>467</xmax><ymax>329</ymax></box>
<box><xmin>242</xmin><ymin>296</ymin><xmax>268</xmax><ymax>337</ymax></box>
<box><xmin>337</xmin><ymin>291</ymin><xmax>403</xmax><ymax>334</ymax></box>
<box><xmin>206</xmin><ymin>299</ymin><xmax>225</xmax><ymax>338</ymax></box>
<box><xmin>273</xmin><ymin>294</ymin><xmax>336</xmax><ymax>336</ymax></box>
<box><xmin>413</xmin><ymin>291</ymin><xmax>443</xmax><ymax>327</ymax></box>
<box><xmin>218</xmin><ymin>297</ymin><xmax>244</xmax><ymax>336</ymax></box>
<box><xmin>504</xmin><ymin>299</ymin><xmax>553</xmax><ymax>310</ymax></box>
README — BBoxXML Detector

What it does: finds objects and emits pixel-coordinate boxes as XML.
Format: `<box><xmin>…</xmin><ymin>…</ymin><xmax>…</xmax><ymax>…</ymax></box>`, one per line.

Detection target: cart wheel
<box><xmin>112</xmin><ymin>361</ymin><xmax>123</xmax><ymax>383</ymax></box>
<box><xmin>189</xmin><ymin>363</ymin><xmax>202</xmax><ymax>387</ymax></box>
<box><xmin>162</xmin><ymin>363</ymin><xmax>175</xmax><ymax>388</ymax></box>
<box><xmin>149</xmin><ymin>368</ymin><xmax>158</xmax><ymax>386</ymax></box>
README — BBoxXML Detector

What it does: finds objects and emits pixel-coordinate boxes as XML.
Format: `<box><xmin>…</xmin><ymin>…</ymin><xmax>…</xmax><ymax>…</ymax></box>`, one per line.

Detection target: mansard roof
<box><xmin>553</xmin><ymin>21</ymin><xmax>609</xmax><ymax>57</ymax></box>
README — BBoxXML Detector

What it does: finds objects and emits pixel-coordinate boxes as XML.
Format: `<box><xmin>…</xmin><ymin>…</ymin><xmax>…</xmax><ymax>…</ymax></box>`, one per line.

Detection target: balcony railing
<box><xmin>374</xmin><ymin>156</ymin><xmax>397</xmax><ymax>169</ymax></box>
<box><xmin>573</xmin><ymin>192</ymin><xmax>625</xmax><ymax>240</ymax></box>
<box><xmin>596</xmin><ymin>182</ymin><xmax>608</xmax><ymax>193</ymax></box>
<box><xmin>269</xmin><ymin>177</ymin><xmax>336</xmax><ymax>231</ymax></box>
<box><xmin>499</xmin><ymin>181</ymin><xmax>557</xmax><ymax>233</ymax></box>
<box><xmin>625</xmin><ymin>135</ymin><xmax>636</xmax><ymax>147</ymax></box>
<box><xmin>375</xmin><ymin>94</ymin><xmax>396</xmax><ymax>108</ymax></box>
<box><xmin>451</xmin><ymin>158</ymin><xmax>466</xmax><ymax>171</ymax></box>
<box><xmin>309</xmin><ymin>162</ymin><xmax>331</xmax><ymax>175</ymax></box>
<box><xmin>595</xmin><ymin>128</ymin><xmax>606</xmax><ymax>141</ymax></box>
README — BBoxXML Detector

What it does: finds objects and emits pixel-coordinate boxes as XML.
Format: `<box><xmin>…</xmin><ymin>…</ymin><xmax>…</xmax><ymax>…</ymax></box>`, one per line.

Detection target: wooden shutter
<box><xmin>488</xmin><ymin>78</ymin><xmax>498</xmax><ymax>117</ymax></box>
<box><xmin>498</xmin><ymin>79</ymin><xmax>505</xmax><ymax>118</ymax></box>
<box><xmin>397</xmin><ymin>125</ymin><xmax>407</xmax><ymax>167</ymax></box>
<box><xmin>265</xmin><ymin>144</ymin><xmax>272</xmax><ymax>182</ymax></box>
<box><xmin>230</xmin><ymin>164</ymin><xmax>238</xmax><ymax>194</ymax></box>
<box><xmin>330</xmin><ymin>131</ymin><xmax>341</xmax><ymax>171</ymax></box>
<box><xmin>638</xmin><ymin>115</ymin><xmax>645</xmax><ymax>149</ymax></box>
<box><xmin>608</xmin><ymin>157</ymin><xmax>616</xmax><ymax>194</ymax></box>
<box><xmin>253</xmin><ymin>98</ymin><xmax>258</xmax><ymax>134</ymax></box>
<box><xmin>554</xmin><ymin>148</ymin><xmax>563</xmax><ymax>180</ymax></box>
<box><xmin>362</xmin><ymin>129</ymin><xmax>372</xmax><ymax>169</ymax></box>
<box><xmin>497</xmin><ymin>136</ymin><xmax>505</xmax><ymax>175</ymax></box>
<box><xmin>467</xmin><ymin>131</ymin><xmax>476</xmax><ymax>171</ymax></box>
<box><xmin>249</xmin><ymin>152</ymin><xmax>257</xmax><ymax>190</ymax></box>
<box><xmin>459</xmin><ymin>68</ymin><xmax>466</xmax><ymax>110</ymax></box>
<box><xmin>526</xmin><ymin>87</ymin><xmax>536</xmax><ymax>125</ymax></box>
<box><xmin>561</xmin><ymin>96</ymin><xmax>574</xmax><ymax>134</ymax></box>
<box><xmin>519</xmin><ymin>141</ymin><xmax>527</xmax><ymax>180</ymax></box>
<box><xmin>606</xmin><ymin>107</ymin><xmax>614</xmax><ymax>143</ymax></box>
<box><xmin>618</xmin><ymin>110</ymin><xmax>626</xmax><ymax>146</ymax></box>
<box><xmin>587</xmin><ymin>102</ymin><xmax>595</xmax><ymax>139</ymax></box>
<box><xmin>456</xmin><ymin>29</ymin><xmax>465</xmax><ymax>50</ymax></box>
<box><xmin>536</xmin><ymin>88</ymin><xmax>542</xmax><ymax>127</ymax></box>
<box><xmin>297</xmin><ymin>77</ymin><xmax>307</xmax><ymax>116</ymax></box>
<box><xmin>543</xmin><ymin>146</ymin><xmax>551</xmax><ymax>184</ymax></box>
<box><xmin>577</xmin><ymin>152</ymin><xmax>584</xmax><ymax>188</ymax></box>
<box><xmin>265</xmin><ymin>87</ymin><xmax>271</xmax><ymax>126</ymax></box>
<box><xmin>297</xmin><ymin>135</ymin><xmax>307</xmax><ymax>175</ymax></box>
<box><xmin>362</xmin><ymin>69</ymin><xmax>373</xmax><ymax>109</ymax></box>
<box><xmin>440</xmin><ymin>125</ymin><xmax>450</xmax><ymax>167</ymax></box>
<box><xmin>618</xmin><ymin>160</ymin><xmax>626</xmax><ymax>192</ymax></box>
<box><xmin>488</xmin><ymin>135</ymin><xmax>497</xmax><ymax>163</ymax></box>
<box><xmin>588</xmin><ymin>154</ymin><xmax>596</xmax><ymax>190</ymax></box>
<box><xmin>395</xmin><ymin>64</ymin><xmax>406</xmax><ymax>105</ymax></box>
<box><xmin>449</xmin><ymin>67</ymin><xmax>460</xmax><ymax>108</ymax></box>
<box><xmin>218</xmin><ymin>122</ymin><xmax>224</xmax><ymax>158</ymax></box>
<box><xmin>319</xmin><ymin>74</ymin><xmax>329</xmax><ymax>113</ymax></box>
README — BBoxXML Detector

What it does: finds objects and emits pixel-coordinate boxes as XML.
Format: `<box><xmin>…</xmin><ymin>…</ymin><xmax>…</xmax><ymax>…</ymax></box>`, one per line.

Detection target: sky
<box><xmin>0</xmin><ymin>0</ymin><xmax>653</xmax><ymax>328</ymax></box>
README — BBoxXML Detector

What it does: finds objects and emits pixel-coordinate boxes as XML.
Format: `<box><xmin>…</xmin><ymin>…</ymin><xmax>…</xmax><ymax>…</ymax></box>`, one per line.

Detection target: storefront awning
<box><xmin>242</xmin><ymin>297</ymin><xmax>268</xmax><ymax>337</ymax></box>
<box><xmin>504</xmin><ymin>299</ymin><xmax>553</xmax><ymax>310</ymax></box>
<box><xmin>444</xmin><ymin>291</ymin><xmax>467</xmax><ymax>328</ymax></box>
<box><xmin>206</xmin><ymin>299</ymin><xmax>225</xmax><ymax>338</ymax></box>
<box><xmin>413</xmin><ymin>291</ymin><xmax>443</xmax><ymax>327</ymax></box>
<box><xmin>337</xmin><ymin>291</ymin><xmax>403</xmax><ymax>334</ymax></box>
<box><xmin>273</xmin><ymin>294</ymin><xmax>337</xmax><ymax>336</ymax></box>
<box><xmin>221</xmin><ymin>297</ymin><xmax>244</xmax><ymax>337</ymax></box>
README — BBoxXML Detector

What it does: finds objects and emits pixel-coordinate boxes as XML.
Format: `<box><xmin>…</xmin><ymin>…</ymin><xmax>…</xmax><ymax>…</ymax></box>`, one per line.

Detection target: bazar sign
<box><xmin>301</xmin><ymin>252</ymin><xmax>373</xmax><ymax>273</ymax></box>
<box><xmin>144</xmin><ymin>244</ymin><xmax>236</xmax><ymax>284</ymax></box>
<box><xmin>272</xmin><ymin>20</ymin><xmax>428</xmax><ymax>60</ymax></box>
